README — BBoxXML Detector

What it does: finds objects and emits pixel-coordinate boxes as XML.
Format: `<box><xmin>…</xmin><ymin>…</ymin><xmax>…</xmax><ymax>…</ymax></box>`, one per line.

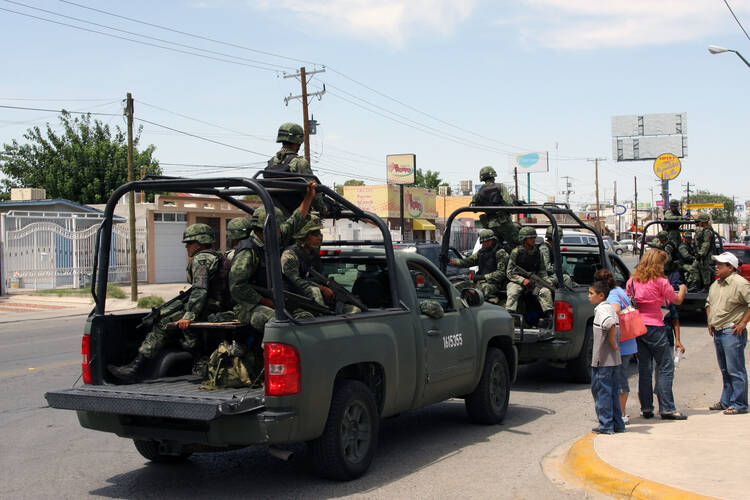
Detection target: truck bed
<box><xmin>45</xmin><ymin>375</ymin><xmax>264</xmax><ymax>422</ymax></box>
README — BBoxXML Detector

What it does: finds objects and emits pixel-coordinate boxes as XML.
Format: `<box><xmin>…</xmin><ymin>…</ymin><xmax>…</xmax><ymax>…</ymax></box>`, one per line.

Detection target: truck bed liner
<box><xmin>45</xmin><ymin>375</ymin><xmax>264</xmax><ymax>421</ymax></box>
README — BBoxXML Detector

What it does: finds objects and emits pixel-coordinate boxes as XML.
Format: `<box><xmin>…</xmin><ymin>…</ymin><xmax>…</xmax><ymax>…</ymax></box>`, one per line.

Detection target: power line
<box><xmin>5</xmin><ymin>0</ymin><xmax>294</xmax><ymax>71</ymax></box>
<box><xmin>0</xmin><ymin>6</ymin><xmax>286</xmax><ymax>73</ymax></box>
<box><xmin>60</xmin><ymin>0</ymin><xmax>322</xmax><ymax>66</ymax></box>
<box><xmin>0</xmin><ymin>103</ymin><xmax>120</xmax><ymax>116</ymax></box>
<box><xmin>135</xmin><ymin>117</ymin><xmax>270</xmax><ymax>157</ymax></box>
<box><xmin>0</xmin><ymin>97</ymin><xmax>114</xmax><ymax>101</ymax></box>
<box><xmin>722</xmin><ymin>0</ymin><xmax>750</xmax><ymax>41</ymax></box>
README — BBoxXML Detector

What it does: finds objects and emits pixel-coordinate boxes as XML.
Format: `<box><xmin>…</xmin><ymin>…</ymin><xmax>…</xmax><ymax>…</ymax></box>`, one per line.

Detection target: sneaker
<box><xmin>641</xmin><ymin>410</ymin><xmax>654</xmax><ymax>419</ymax></box>
<box><xmin>622</xmin><ymin>415</ymin><xmax>630</xmax><ymax>425</ymax></box>
<box><xmin>591</xmin><ymin>427</ymin><xmax>614</xmax><ymax>435</ymax></box>
<box><xmin>614</xmin><ymin>428</ymin><xmax>626</xmax><ymax>433</ymax></box>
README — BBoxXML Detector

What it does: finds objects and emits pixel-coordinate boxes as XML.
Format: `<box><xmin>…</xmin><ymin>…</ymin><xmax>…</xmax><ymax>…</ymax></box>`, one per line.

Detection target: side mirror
<box><xmin>461</xmin><ymin>287</ymin><xmax>485</xmax><ymax>307</ymax></box>
<box><xmin>419</xmin><ymin>300</ymin><xmax>445</xmax><ymax>319</ymax></box>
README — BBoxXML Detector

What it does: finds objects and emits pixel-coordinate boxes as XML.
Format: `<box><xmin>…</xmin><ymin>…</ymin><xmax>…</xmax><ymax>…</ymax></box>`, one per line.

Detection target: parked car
<box><xmin>618</xmin><ymin>239</ymin><xmax>635</xmax><ymax>252</ymax></box>
<box><xmin>722</xmin><ymin>243</ymin><xmax>750</xmax><ymax>281</ymax></box>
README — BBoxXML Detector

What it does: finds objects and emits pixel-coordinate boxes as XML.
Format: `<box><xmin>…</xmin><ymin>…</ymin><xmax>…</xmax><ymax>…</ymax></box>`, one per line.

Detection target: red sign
<box><xmin>656</xmin><ymin>200</ymin><xmax>665</xmax><ymax>207</ymax></box>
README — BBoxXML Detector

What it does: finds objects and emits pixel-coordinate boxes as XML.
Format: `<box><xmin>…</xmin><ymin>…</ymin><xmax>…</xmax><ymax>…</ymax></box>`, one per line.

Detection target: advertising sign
<box><xmin>386</xmin><ymin>154</ymin><xmax>416</xmax><ymax>185</ymax></box>
<box><xmin>687</xmin><ymin>203</ymin><xmax>725</xmax><ymax>210</ymax></box>
<box><xmin>653</xmin><ymin>153</ymin><xmax>681</xmax><ymax>180</ymax></box>
<box><xmin>342</xmin><ymin>185</ymin><xmax>436</xmax><ymax>219</ymax></box>
<box><xmin>508</xmin><ymin>152</ymin><xmax>548</xmax><ymax>174</ymax></box>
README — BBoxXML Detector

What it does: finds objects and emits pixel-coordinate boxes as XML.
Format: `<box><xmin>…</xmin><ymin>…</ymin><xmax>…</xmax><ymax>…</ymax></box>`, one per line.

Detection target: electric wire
<box><xmin>0</xmin><ymin>6</ymin><xmax>286</xmax><ymax>73</ymax></box>
<box><xmin>0</xmin><ymin>103</ymin><xmax>120</xmax><ymax>116</ymax></box>
<box><xmin>722</xmin><ymin>0</ymin><xmax>750</xmax><ymax>42</ymax></box>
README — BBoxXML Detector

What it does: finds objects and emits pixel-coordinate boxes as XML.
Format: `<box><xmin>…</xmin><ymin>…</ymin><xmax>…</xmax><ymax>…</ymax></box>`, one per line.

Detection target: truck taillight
<box><xmin>81</xmin><ymin>334</ymin><xmax>92</xmax><ymax>384</ymax></box>
<box><xmin>555</xmin><ymin>301</ymin><xmax>574</xmax><ymax>331</ymax></box>
<box><xmin>264</xmin><ymin>343</ymin><xmax>300</xmax><ymax>396</ymax></box>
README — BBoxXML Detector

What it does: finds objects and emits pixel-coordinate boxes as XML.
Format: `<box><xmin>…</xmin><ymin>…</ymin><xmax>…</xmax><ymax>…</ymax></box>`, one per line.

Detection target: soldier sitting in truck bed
<box><xmin>540</xmin><ymin>226</ymin><xmax>576</xmax><ymax>289</ymax></box>
<box><xmin>506</xmin><ymin>226</ymin><xmax>555</xmax><ymax>327</ymax></box>
<box><xmin>449</xmin><ymin>229</ymin><xmax>509</xmax><ymax>304</ymax></box>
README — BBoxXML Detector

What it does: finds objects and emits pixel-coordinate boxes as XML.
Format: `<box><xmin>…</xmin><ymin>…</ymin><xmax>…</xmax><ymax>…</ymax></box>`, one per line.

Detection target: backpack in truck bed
<box><xmin>199</xmin><ymin>340</ymin><xmax>258</xmax><ymax>390</ymax></box>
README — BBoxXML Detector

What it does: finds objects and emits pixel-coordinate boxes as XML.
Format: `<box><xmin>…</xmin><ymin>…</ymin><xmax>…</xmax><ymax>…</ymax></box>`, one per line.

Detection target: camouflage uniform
<box><xmin>471</xmin><ymin>166</ymin><xmax>518</xmax><ymax>250</ymax></box>
<box><xmin>540</xmin><ymin>227</ymin><xmax>576</xmax><ymax>289</ymax></box>
<box><xmin>662</xmin><ymin>200</ymin><xmax>684</xmax><ymax>244</ymax></box>
<box><xmin>506</xmin><ymin>228</ymin><xmax>554</xmax><ymax>315</ymax></box>
<box><xmin>694</xmin><ymin>214</ymin><xmax>717</xmax><ymax>288</ymax></box>
<box><xmin>452</xmin><ymin>230</ymin><xmax>509</xmax><ymax>302</ymax></box>
<box><xmin>677</xmin><ymin>231</ymin><xmax>700</xmax><ymax>290</ymax></box>
<box><xmin>266</xmin><ymin>123</ymin><xmax>326</xmax><ymax>213</ymax></box>
<box><xmin>229</xmin><ymin>206</ymin><xmax>308</xmax><ymax>331</ymax></box>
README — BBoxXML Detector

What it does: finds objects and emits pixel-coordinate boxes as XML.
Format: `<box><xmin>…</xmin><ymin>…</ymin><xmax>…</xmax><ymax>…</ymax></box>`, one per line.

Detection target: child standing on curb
<box><xmin>589</xmin><ymin>280</ymin><xmax>625</xmax><ymax>434</ymax></box>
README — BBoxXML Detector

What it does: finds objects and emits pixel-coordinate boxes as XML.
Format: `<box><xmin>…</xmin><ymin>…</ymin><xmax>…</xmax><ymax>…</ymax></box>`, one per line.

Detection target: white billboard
<box><xmin>612</xmin><ymin>113</ymin><xmax>687</xmax><ymax>137</ymax></box>
<box><xmin>613</xmin><ymin>135</ymin><xmax>687</xmax><ymax>161</ymax></box>
<box><xmin>386</xmin><ymin>154</ymin><xmax>416</xmax><ymax>185</ymax></box>
<box><xmin>508</xmin><ymin>152</ymin><xmax>548</xmax><ymax>174</ymax></box>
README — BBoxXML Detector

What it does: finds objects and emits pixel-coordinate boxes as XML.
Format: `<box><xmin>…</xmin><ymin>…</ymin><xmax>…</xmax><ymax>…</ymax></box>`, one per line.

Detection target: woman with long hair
<box><xmin>627</xmin><ymin>249</ymin><xmax>687</xmax><ymax>419</ymax></box>
<box><xmin>594</xmin><ymin>268</ymin><xmax>636</xmax><ymax>424</ymax></box>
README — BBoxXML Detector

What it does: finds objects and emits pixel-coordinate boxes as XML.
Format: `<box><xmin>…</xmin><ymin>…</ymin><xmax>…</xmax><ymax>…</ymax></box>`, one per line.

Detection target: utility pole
<box><xmin>684</xmin><ymin>181</ymin><xmax>692</xmax><ymax>216</ymax></box>
<box><xmin>125</xmin><ymin>92</ymin><xmax>137</xmax><ymax>302</ymax></box>
<box><xmin>513</xmin><ymin>167</ymin><xmax>519</xmax><ymax>222</ymax></box>
<box><xmin>613</xmin><ymin>180</ymin><xmax>618</xmax><ymax>240</ymax></box>
<box><xmin>588</xmin><ymin>158</ymin><xmax>606</xmax><ymax>232</ymax></box>
<box><xmin>284</xmin><ymin>66</ymin><xmax>326</xmax><ymax>162</ymax></box>
<box><xmin>560</xmin><ymin>176</ymin><xmax>574</xmax><ymax>207</ymax></box>
<box><xmin>633</xmin><ymin>176</ymin><xmax>638</xmax><ymax>254</ymax></box>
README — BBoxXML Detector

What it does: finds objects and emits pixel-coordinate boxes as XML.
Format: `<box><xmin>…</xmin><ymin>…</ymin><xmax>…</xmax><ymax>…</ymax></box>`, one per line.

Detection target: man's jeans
<box><xmin>713</xmin><ymin>328</ymin><xmax>748</xmax><ymax>411</ymax></box>
<box><xmin>591</xmin><ymin>366</ymin><xmax>625</xmax><ymax>432</ymax></box>
<box><xmin>636</xmin><ymin>325</ymin><xmax>676</xmax><ymax>414</ymax></box>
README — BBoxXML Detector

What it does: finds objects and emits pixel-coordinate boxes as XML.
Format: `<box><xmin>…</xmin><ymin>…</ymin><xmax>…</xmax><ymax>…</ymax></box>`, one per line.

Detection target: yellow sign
<box><xmin>653</xmin><ymin>153</ymin><xmax>681</xmax><ymax>180</ymax></box>
<box><xmin>687</xmin><ymin>203</ymin><xmax>724</xmax><ymax>209</ymax></box>
<box><xmin>343</xmin><ymin>185</ymin><xmax>437</xmax><ymax>219</ymax></box>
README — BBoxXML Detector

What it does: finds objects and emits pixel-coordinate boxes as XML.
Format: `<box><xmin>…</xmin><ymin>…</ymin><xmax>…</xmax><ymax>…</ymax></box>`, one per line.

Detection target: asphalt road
<box><xmin>0</xmin><ymin>309</ymin><xmax>721</xmax><ymax>499</ymax></box>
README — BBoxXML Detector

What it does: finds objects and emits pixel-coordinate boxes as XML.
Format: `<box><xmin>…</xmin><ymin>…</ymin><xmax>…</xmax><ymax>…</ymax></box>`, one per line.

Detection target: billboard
<box><xmin>611</xmin><ymin>113</ymin><xmax>687</xmax><ymax>161</ymax></box>
<box><xmin>508</xmin><ymin>152</ymin><xmax>548</xmax><ymax>174</ymax></box>
<box><xmin>342</xmin><ymin>185</ymin><xmax>437</xmax><ymax>219</ymax></box>
<box><xmin>386</xmin><ymin>154</ymin><xmax>416</xmax><ymax>185</ymax></box>
<box><xmin>653</xmin><ymin>153</ymin><xmax>681</xmax><ymax>180</ymax></box>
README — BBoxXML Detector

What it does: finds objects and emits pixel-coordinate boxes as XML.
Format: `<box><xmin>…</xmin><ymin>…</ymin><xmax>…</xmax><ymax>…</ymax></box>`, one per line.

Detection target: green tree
<box><xmin>335</xmin><ymin>178</ymin><xmax>365</xmax><ymax>195</ymax></box>
<box><xmin>414</xmin><ymin>168</ymin><xmax>442</xmax><ymax>190</ymax></box>
<box><xmin>683</xmin><ymin>190</ymin><xmax>735</xmax><ymax>223</ymax></box>
<box><xmin>0</xmin><ymin>111</ymin><xmax>161</xmax><ymax>203</ymax></box>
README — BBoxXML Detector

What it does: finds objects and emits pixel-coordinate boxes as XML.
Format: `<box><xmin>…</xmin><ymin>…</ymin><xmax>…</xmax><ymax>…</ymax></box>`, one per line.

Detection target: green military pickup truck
<box><xmin>440</xmin><ymin>204</ymin><xmax>630</xmax><ymax>383</ymax></box>
<box><xmin>45</xmin><ymin>177</ymin><xmax>516</xmax><ymax>481</ymax></box>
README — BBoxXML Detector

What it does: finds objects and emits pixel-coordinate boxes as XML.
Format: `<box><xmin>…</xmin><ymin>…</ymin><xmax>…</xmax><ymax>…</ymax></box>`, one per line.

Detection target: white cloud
<box><xmin>251</xmin><ymin>0</ymin><xmax>479</xmax><ymax>47</ymax></box>
<box><xmin>514</xmin><ymin>0</ymin><xmax>750</xmax><ymax>49</ymax></box>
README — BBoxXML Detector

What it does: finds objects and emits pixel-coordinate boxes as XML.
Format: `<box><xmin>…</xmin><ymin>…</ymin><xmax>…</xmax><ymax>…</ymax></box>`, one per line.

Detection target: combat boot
<box><xmin>107</xmin><ymin>354</ymin><xmax>147</xmax><ymax>383</ymax></box>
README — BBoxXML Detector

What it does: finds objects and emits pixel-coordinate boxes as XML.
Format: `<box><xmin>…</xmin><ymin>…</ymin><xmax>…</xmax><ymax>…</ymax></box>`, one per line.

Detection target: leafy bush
<box><xmin>137</xmin><ymin>295</ymin><xmax>165</xmax><ymax>309</ymax></box>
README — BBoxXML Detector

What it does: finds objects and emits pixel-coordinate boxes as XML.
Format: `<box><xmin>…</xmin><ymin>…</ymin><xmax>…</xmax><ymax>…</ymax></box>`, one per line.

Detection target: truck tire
<box><xmin>309</xmin><ymin>380</ymin><xmax>380</xmax><ymax>481</ymax></box>
<box><xmin>566</xmin><ymin>323</ymin><xmax>593</xmax><ymax>383</ymax></box>
<box><xmin>133</xmin><ymin>439</ymin><xmax>192</xmax><ymax>463</ymax></box>
<box><xmin>465</xmin><ymin>348</ymin><xmax>510</xmax><ymax>424</ymax></box>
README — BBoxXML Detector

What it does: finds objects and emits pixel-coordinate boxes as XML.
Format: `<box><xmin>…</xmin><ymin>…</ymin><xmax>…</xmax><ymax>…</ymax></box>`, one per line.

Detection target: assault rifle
<box><xmin>251</xmin><ymin>285</ymin><xmax>331</xmax><ymax>316</ymax></box>
<box><xmin>136</xmin><ymin>287</ymin><xmax>193</xmax><ymax>332</ymax></box>
<box><xmin>308</xmin><ymin>268</ymin><xmax>368</xmax><ymax>313</ymax></box>
<box><xmin>511</xmin><ymin>265</ymin><xmax>555</xmax><ymax>291</ymax></box>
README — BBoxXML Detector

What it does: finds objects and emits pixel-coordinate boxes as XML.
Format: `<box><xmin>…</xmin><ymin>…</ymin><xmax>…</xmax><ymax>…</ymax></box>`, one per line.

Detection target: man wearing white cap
<box><xmin>706</xmin><ymin>252</ymin><xmax>750</xmax><ymax>414</ymax></box>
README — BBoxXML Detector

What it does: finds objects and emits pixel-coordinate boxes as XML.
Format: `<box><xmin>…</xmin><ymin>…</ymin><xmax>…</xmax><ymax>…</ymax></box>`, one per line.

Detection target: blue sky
<box><xmin>1</xmin><ymin>0</ymin><xmax>749</xmax><ymax>209</ymax></box>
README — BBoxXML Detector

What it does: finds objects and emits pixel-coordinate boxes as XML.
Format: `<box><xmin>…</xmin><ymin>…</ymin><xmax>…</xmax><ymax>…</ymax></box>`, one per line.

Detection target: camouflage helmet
<box><xmin>251</xmin><ymin>206</ymin><xmax>285</xmax><ymax>229</ymax></box>
<box><xmin>545</xmin><ymin>226</ymin><xmax>563</xmax><ymax>240</ymax></box>
<box><xmin>657</xmin><ymin>230</ymin><xmax>668</xmax><ymax>240</ymax></box>
<box><xmin>479</xmin><ymin>166</ymin><xmax>497</xmax><ymax>182</ymax></box>
<box><xmin>479</xmin><ymin>229</ymin><xmax>496</xmax><ymax>243</ymax></box>
<box><xmin>697</xmin><ymin>213</ymin><xmax>710</xmax><ymax>222</ymax></box>
<box><xmin>276</xmin><ymin>122</ymin><xmax>304</xmax><ymax>144</ymax></box>
<box><xmin>294</xmin><ymin>216</ymin><xmax>324</xmax><ymax>239</ymax></box>
<box><xmin>669</xmin><ymin>199</ymin><xmax>679</xmax><ymax>207</ymax></box>
<box><xmin>683</xmin><ymin>229</ymin><xmax>694</xmax><ymax>238</ymax></box>
<box><xmin>519</xmin><ymin>226</ymin><xmax>537</xmax><ymax>239</ymax></box>
<box><xmin>182</xmin><ymin>223</ymin><xmax>215</xmax><ymax>245</ymax></box>
<box><xmin>227</xmin><ymin>217</ymin><xmax>253</xmax><ymax>241</ymax></box>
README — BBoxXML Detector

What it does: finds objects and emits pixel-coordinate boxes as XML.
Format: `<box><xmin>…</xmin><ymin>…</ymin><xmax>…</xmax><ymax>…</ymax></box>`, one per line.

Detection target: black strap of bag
<box><xmin>626</xmin><ymin>280</ymin><xmax>638</xmax><ymax>310</ymax></box>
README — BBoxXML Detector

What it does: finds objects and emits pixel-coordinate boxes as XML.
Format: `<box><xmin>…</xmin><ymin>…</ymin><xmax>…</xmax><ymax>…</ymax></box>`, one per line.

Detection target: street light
<box><xmin>708</xmin><ymin>45</ymin><xmax>750</xmax><ymax>68</ymax></box>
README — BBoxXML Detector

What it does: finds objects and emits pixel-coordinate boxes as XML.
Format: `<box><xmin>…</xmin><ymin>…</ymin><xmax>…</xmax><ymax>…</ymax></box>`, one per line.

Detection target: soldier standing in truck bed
<box><xmin>694</xmin><ymin>213</ymin><xmax>718</xmax><ymax>290</ymax></box>
<box><xmin>663</xmin><ymin>199</ymin><xmax>684</xmax><ymax>244</ymax></box>
<box><xmin>471</xmin><ymin>166</ymin><xmax>518</xmax><ymax>251</ymax></box>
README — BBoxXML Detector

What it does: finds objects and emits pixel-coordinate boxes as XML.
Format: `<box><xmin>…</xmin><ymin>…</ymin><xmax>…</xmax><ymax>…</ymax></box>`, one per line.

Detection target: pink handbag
<box><xmin>619</xmin><ymin>306</ymin><xmax>647</xmax><ymax>341</ymax></box>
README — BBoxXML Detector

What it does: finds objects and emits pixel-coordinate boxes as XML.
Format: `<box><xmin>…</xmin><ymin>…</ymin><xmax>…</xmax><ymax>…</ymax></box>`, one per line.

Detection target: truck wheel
<box><xmin>566</xmin><ymin>323</ymin><xmax>593</xmax><ymax>383</ymax></box>
<box><xmin>465</xmin><ymin>348</ymin><xmax>510</xmax><ymax>424</ymax></box>
<box><xmin>133</xmin><ymin>439</ymin><xmax>192</xmax><ymax>463</ymax></box>
<box><xmin>309</xmin><ymin>380</ymin><xmax>380</xmax><ymax>481</ymax></box>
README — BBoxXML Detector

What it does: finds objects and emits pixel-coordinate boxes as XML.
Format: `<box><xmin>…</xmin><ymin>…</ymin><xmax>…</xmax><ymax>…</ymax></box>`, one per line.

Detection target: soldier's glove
<box><xmin>472</xmin><ymin>273</ymin><xmax>484</xmax><ymax>283</ymax></box>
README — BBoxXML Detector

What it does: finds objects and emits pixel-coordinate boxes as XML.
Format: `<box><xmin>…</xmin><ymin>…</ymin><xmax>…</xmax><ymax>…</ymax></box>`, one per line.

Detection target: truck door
<box><xmin>408</xmin><ymin>261</ymin><xmax>477</xmax><ymax>403</ymax></box>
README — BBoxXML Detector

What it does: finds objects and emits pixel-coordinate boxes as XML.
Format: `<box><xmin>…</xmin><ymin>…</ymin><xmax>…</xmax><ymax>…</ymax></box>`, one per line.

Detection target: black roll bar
<box><xmin>638</xmin><ymin>219</ymin><xmax>723</xmax><ymax>260</ymax></box>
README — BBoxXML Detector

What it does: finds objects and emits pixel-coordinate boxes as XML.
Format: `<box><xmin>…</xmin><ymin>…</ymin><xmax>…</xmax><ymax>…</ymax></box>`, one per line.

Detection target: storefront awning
<box><xmin>413</xmin><ymin>218</ymin><xmax>436</xmax><ymax>231</ymax></box>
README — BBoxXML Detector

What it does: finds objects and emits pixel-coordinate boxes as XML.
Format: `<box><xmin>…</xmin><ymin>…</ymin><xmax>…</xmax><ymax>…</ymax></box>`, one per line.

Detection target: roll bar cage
<box><xmin>91</xmin><ymin>174</ymin><xmax>399</xmax><ymax>320</ymax></box>
<box><xmin>638</xmin><ymin>219</ymin><xmax>723</xmax><ymax>259</ymax></box>
<box><xmin>439</xmin><ymin>205</ymin><xmax>607</xmax><ymax>289</ymax></box>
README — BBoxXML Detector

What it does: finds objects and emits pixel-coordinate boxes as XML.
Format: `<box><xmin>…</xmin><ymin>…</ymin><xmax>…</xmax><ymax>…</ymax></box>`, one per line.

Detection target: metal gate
<box><xmin>3</xmin><ymin>222</ymin><xmax>146</xmax><ymax>289</ymax></box>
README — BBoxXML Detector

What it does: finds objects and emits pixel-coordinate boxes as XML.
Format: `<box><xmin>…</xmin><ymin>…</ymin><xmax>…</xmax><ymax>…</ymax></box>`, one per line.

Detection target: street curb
<box><xmin>561</xmin><ymin>433</ymin><xmax>717</xmax><ymax>500</ymax></box>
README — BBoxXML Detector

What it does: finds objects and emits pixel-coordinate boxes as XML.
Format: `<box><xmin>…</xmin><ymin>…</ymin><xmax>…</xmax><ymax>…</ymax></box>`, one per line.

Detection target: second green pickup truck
<box><xmin>45</xmin><ymin>177</ymin><xmax>516</xmax><ymax>481</ymax></box>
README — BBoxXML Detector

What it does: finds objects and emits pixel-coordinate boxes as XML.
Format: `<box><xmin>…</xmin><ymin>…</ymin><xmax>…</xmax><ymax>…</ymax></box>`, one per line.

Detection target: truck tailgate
<box><xmin>45</xmin><ymin>376</ymin><xmax>264</xmax><ymax>421</ymax></box>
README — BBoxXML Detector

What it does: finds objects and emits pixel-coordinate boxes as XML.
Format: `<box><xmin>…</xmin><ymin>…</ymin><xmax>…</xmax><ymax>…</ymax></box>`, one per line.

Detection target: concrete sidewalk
<box><xmin>0</xmin><ymin>283</ymin><xmax>187</xmax><ymax>323</ymax></box>
<box><xmin>557</xmin><ymin>409</ymin><xmax>748</xmax><ymax>499</ymax></box>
